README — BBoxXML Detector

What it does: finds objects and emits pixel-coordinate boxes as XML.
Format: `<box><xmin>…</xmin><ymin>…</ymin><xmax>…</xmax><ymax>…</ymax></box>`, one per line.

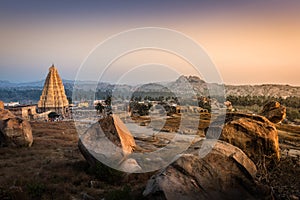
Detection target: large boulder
<box><xmin>0</xmin><ymin>109</ymin><xmax>33</xmax><ymax>147</ymax></box>
<box><xmin>143</xmin><ymin>140</ymin><xmax>272</xmax><ymax>200</ymax></box>
<box><xmin>78</xmin><ymin>115</ymin><xmax>141</xmax><ymax>182</ymax></box>
<box><xmin>260</xmin><ymin>101</ymin><xmax>286</xmax><ymax>123</ymax></box>
<box><xmin>79</xmin><ymin>115</ymin><xmax>136</xmax><ymax>162</ymax></box>
<box><xmin>206</xmin><ymin>112</ymin><xmax>280</xmax><ymax>166</ymax></box>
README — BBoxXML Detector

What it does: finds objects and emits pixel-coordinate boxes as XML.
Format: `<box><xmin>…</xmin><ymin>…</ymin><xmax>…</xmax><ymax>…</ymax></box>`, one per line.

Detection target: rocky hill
<box><xmin>225</xmin><ymin>84</ymin><xmax>300</xmax><ymax>98</ymax></box>
<box><xmin>168</xmin><ymin>76</ymin><xmax>300</xmax><ymax>98</ymax></box>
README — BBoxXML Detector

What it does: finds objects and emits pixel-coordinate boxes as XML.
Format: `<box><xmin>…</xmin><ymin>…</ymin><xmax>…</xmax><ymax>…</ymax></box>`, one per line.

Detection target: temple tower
<box><xmin>38</xmin><ymin>65</ymin><xmax>69</xmax><ymax>116</ymax></box>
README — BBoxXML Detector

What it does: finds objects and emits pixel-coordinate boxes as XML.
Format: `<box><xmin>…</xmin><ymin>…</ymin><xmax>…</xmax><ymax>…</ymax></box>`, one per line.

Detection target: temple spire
<box><xmin>38</xmin><ymin>64</ymin><xmax>69</xmax><ymax>116</ymax></box>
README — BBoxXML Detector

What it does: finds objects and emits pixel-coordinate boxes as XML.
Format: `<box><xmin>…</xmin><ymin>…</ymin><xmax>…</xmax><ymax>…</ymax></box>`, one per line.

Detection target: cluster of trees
<box><xmin>0</xmin><ymin>88</ymin><xmax>73</xmax><ymax>104</ymax></box>
<box><xmin>128</xmin><ymin>94</ymin><xmax>213</xmax><ymax>117</ymax></box>
<box><xmin>0</xmin><ymin>88</ymin><xmax>42</xmax><ymax>103</ymax></box>
<box><xmin>129</xmin><ymin>101</ymin><xmax>178</xmax><ymax>117</ymax></box>
<box><xmin>197</xmin><ymin>96</ymin><xmax>212</xmax><ymax>112</ymax></box>
<box><xmin>130</xmin><ymin>90</ymin><xmax>177</xmax><ymax>102</ymax></box>
<box><xmin>129</xmin><ymin>101</ymin><xmax>152</xmax><ymax>116</ymax></box>
<box><xmin>131</xmin><ymin>95</ymin><xmax>179</xmax><ymax>103</ymax></box>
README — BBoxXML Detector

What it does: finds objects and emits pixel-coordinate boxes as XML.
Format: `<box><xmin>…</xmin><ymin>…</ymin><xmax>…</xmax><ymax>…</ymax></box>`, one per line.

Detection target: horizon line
<box><xmin>1</xmin><ymin>76</ymin><xmax>300</xmax><ymax>87</ymax></box>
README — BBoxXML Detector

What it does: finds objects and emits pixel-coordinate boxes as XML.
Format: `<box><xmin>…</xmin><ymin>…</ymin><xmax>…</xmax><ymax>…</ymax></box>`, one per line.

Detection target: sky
<box><xmin>0</xmin><ymin>0</ymin><xmax>299</xmax><ymax>85</ymax></box>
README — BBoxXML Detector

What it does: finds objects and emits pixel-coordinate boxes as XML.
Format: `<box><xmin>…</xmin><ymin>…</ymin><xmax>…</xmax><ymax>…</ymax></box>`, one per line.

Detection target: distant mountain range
<box><xmin>0</xmin><ymin>79</ymin><xmax>75</xmax><ymax>88</ymax></box>
<box><xmin>1</xmin><ymin>76</ymin><xmax>300</xmax><ymax>102</ymax></box>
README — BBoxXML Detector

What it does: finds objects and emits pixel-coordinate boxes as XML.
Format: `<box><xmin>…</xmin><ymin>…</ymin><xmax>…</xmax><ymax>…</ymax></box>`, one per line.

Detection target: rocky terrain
<box><xmin>0</xmin><ymin>76</ymin><xmax>300</xmax><ymax>199</ymax></box>
<box><xmin>0</xmin><ymin>110</ymin><xmax>299</xmax><ymax>199</ymax></box>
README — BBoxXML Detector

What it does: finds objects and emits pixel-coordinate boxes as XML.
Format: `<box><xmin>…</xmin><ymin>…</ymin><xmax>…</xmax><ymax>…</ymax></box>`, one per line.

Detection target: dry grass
<box><xmin>256</xmin><ymin>124</ymin><xmax>300</xmax><ymax>199</ymax></box>
<box><xmin>0</xmin><ymin>121</ymin><xmax>148</xmax><ymax>200</ymax></box>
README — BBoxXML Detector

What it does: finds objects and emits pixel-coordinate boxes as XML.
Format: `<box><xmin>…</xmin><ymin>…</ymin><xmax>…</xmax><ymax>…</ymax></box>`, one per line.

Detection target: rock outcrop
<box><xmin>0</xmin><ymin>108</ymin><xmax>33</xmax><ymax>147</ymax></box>
<box><xmin>206</xmin><ymin>112</ymin><xmax>280</xmax><ymax>166</ymax></box>
<box><xmin>78</xmin><ymin>115</ymin><xmax>138</xmax><ymax>173</ymax></box>
<box><xmin>78</xmin><ymin>115</ymin><xmax>145</xmax><ymax>184</ymax></box>
<box><xmin>143</xmin><ymin>140</ymin><xmax>272</xmax><ymax>200</ymax></box>
<box><xmin>0</xmin><ymin>101</ymin><xmax>4</xmax><ymax>109</ymax></box>
<box><xmin>261</xmin><ymin>101</ymin><xmax>286</xmax><ymax>123</ymax></box>
<box><xmin>38</xmin><ymin>64</ymin><xmax>69</xmax><ymax>116</ymax></box>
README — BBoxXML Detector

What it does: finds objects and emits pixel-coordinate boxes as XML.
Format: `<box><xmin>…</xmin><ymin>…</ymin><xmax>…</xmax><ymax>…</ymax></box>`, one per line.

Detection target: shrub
<box><xmin>105</xmin><ymin>185</ymin><xmax>133</xmax><ymax>200</ymax></box>
<box><xmin>26</xmin><ymin>182</ymin><xmax>46</xmax><ymax>199</ymax></box>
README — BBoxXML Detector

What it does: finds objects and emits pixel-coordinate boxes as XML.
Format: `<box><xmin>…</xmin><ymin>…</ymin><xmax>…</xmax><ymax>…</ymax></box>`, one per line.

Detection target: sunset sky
<box><xmin>0</xmin><ymin>0</ymin><xmax>299</xmax><ymax>85</ymax></box>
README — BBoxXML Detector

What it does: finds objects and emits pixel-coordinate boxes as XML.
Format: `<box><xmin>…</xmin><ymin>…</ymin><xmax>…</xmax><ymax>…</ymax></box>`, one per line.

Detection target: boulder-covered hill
<box><xmin>225</xmin><ymin>84</ymin><xmax>300</xmax><ymax>98</ymax></box>
<box><xmin>171</xmin><ymin>76</ymin><xmax>300</xmax><ymax>98</ymax></box>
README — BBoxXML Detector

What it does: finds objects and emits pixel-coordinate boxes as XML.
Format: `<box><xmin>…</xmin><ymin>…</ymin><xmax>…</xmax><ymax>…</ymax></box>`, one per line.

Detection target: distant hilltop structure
<box><xmin>38</xmin><ymin>64</ymin><xmax>69</xmax><ymax>117</ymax></box>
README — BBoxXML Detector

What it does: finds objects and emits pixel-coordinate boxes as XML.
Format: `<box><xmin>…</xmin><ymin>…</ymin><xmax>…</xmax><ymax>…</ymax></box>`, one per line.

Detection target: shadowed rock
<box><xmin>260</xmin><ymin>101</ymin><xmax>286</xmax><ymax>123</ymax></box>
<box><xmin>0</xmin><ymin>108</ymin><xmax>33</xmax><ymax>147</ymax></box>
<box><xmin>143</xmin><ymin>140</ymin><xmax>272</xmax><ymax>200</ymax></box>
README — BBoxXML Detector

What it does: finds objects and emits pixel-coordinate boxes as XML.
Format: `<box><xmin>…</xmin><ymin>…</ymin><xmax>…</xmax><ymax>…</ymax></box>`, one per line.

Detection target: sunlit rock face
<box><xmin>38</xmin><ymin>65</ymin><xmax>69</xmax><ymax>116</ymax></box>
<box><xmin>207</xmin><ymin>112</ymin><xmax>280</xmax><ymax>166</ymax></box>
<box><xmin>0</xmin><ymin>108</ymin><xmax>33</xmax><ymax>147</ymax></box>
<box><xmin>0</xmin><ymin>101</ymin><xmax>4</xmax><ymax>109</ymax></box>
<box><xmin>260</xmin><ymin>101</ymin><xmax>286</xmax><ymax>124</ymax></box>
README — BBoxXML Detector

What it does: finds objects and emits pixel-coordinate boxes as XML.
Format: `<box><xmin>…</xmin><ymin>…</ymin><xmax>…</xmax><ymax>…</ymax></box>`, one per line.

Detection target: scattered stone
<box><xmin>261</xmin><ymin>101</ymin><xmax>286</xmax><ymax>123</ymax></box>
<box><xmin>143</xmin><ymin>140</ymin><xmax>272</xmax><ymax>200</ymax></box>
<box><xmin>0</xmin><ymin>109</ymin><xmax>33</xmax><ymax>147</ymax></box>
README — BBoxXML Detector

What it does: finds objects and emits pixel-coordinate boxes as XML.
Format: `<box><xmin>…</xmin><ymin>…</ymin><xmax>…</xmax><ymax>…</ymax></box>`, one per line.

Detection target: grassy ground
<box><xmin>0</xmin><ymin>121</ymin><xmax>149</xmax><ymax>200</ymax></box>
